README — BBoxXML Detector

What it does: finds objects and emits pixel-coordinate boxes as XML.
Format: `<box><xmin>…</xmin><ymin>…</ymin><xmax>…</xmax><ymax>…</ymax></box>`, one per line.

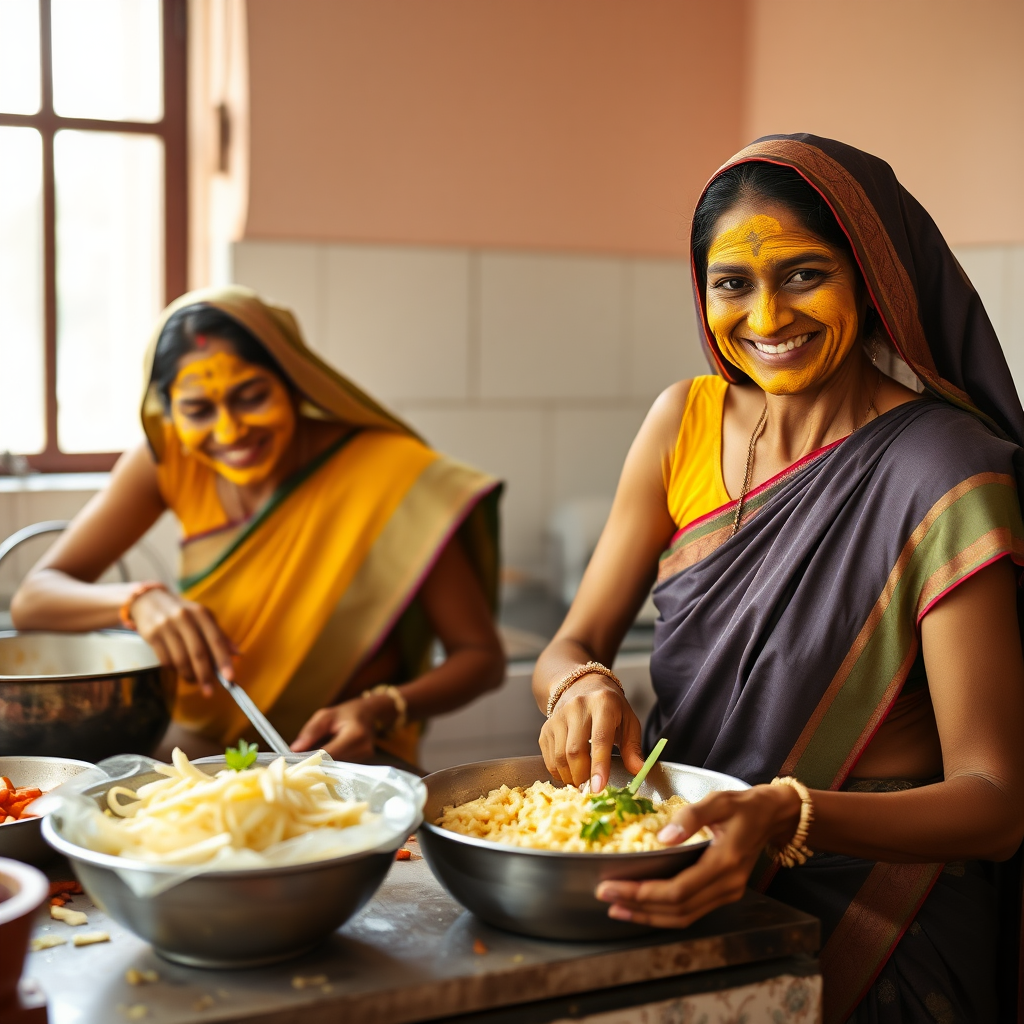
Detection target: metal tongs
<box><xmin>216</xmin><ymin>671</ymin><xmax>291</xmax><ymax>756</ymax></box>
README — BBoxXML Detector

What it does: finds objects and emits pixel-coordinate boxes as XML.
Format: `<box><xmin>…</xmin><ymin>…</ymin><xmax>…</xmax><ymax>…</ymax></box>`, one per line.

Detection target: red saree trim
<box><xmin>667</xmin><ymin>434</ymin><xmax>846</xmax><ymax>547</ymax></box>
<box><xmin>916</xmin><ymin>545</ymin><xmax>1024</xmax><ymax>624</ymax></box>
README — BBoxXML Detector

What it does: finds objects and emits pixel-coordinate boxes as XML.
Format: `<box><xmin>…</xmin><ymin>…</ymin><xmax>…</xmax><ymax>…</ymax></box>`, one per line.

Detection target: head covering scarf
<box><xmin>143</xmin><ymin>286</ymin><xmax>501</xmax><ymax>766</ymax></box>
<box><xmin>142</xmin><ymin>284</ymin><xmax>418</xmax><ymax>459</ymax></box>
<box><xmin>649</xmin><ymin>135</ymin><xmax>1024</xmax><ymax>1023</ymax></box>
<box><xmin>693</xmin><ymin>134</ymin><xmax>1024</xmax><ymax>452</ymax></box>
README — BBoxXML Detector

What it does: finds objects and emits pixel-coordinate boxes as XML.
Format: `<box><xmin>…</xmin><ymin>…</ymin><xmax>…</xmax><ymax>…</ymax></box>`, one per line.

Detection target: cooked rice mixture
<box><xmin>437</xmin><ymin>780</ymin><xmax>709</xmax><ymax>853</ymax></box>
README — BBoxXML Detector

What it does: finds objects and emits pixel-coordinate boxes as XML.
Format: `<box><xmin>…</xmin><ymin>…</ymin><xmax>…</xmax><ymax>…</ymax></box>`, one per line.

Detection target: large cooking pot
<box><xmin>0</xmin><ymin>631</ymin><xmax>175</xmax><ymax>761</ymax></box>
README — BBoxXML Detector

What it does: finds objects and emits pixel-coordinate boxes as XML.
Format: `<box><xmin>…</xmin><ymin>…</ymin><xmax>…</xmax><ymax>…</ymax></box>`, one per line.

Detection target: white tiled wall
<box><xmin>230</xmin><ymin>239</ymin><xmax>1024</xmax><ymax>579</ymax></box>
<box><xmin>0</xmin><ymin>475</ymin><xmax>181</xmax><ymax>609</ymax></box>
<box><xmin>230</xmin><ymin>240</ymin><xmax>707</xmax><ymax>577</ymax></box>
<box><xmin>954</xmin><ymin>244</ymin><xmax>1024</xmax><ymax>395</ymax></box>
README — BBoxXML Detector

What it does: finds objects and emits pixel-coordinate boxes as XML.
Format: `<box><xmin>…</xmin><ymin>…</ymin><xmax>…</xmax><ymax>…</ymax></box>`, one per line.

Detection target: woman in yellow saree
<box><xmin>11</xmin><ymin>286</ymin><xmax>505</xmax><ymax>767</ymax></box>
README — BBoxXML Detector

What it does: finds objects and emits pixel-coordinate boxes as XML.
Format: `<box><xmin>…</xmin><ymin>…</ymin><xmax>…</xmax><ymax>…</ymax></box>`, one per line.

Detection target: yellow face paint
<box><xmin>705</xmin><ymin>211</ymin><xmax>862</xmax><ymax>395</ymax></box>
<box><xmin>169</xmin><ymin>350</ymin><xmax>296</xmax><ymax>486</ymax></box>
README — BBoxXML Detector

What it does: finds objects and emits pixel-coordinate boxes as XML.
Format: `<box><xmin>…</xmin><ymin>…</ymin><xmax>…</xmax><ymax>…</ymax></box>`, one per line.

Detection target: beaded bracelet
<box><xmin>545</xmin><ymin>661</ymin><xmax>624</xmax><ymax>718</ymax></box>
<box><xmin>766</xmin><ymin>776</ymin><xmax>814</xmax><ymax>868</ymax></box>
<box><xmin>118</xmin><ymin>581</ymin><xmax>168</xmax><ymax>630</ymax></box>
<box><xmin>363</xmin><ymin>684</ymin><xmax>408</xmax><ymax>737</ymax></box>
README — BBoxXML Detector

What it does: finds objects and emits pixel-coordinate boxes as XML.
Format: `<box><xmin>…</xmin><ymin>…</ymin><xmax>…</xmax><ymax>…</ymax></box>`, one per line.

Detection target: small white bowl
<box><xmin>0</xmin><ymin>857</ymin><xmax>49</xmax><ymax>1005</ymax></box>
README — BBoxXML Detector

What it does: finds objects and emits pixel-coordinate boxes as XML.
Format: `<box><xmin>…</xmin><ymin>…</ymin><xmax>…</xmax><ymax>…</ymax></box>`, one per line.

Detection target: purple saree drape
<box><xmin>646</xmin><ymin>135</ymin><xmax>1024</xmax><ymax>1024</ymax></box>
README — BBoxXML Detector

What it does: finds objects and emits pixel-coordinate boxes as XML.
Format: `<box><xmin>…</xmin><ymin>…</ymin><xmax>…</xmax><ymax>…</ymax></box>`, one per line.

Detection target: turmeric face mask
<box><xmin>169</xmin><ymin>349</ymin><xmax>296</xmax><ymax>487</ymax></box>
<box><xmin>705</xmin><ymin>207</ymin><xmax>864</xmax><ymax>395</ymax></box>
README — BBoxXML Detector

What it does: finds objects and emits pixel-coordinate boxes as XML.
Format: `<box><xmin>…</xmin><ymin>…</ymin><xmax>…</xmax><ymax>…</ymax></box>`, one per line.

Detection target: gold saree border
<box><xmin>264</xmin><ymin>457</ymin><xmax>500</xmax><ymax>743</ymax></box>
<box><xmin>780</xmin><ymin>473</ymin><xmax>1023</xmax><ymax>789</ymax></box>
<box><xmin>819</xmin><ymin>862</ymin><xmax>942</xmax><ymax>1024</ymax></box>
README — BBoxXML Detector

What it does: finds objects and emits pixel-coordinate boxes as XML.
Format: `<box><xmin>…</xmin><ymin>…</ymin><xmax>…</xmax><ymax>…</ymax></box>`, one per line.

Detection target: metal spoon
<box><xmin>216</xmin><ymin>672</ymin><xmax>291</xmax><ymax>756</ymax></box>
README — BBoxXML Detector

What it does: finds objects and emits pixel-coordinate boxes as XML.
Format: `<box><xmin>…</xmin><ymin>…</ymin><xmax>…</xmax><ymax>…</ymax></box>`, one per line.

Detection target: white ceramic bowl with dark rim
<box><xmin>418</xmin><ymin>754</ymin><xmax>750</xmax><ymax>941</ymax></box>
<box><xmin>41</xmin><ymin>753</ymin><xmax>426</xmax><ymax>968</ymax></box>
<box><xmin>0</xmin><ymin>755</ymin><xmax>95</xmax><ymax>865</ymax></box>
<box><xmin>0</xmin><ymin>630</ymin><xmax>176</xmax><ymax>762</ymax></box>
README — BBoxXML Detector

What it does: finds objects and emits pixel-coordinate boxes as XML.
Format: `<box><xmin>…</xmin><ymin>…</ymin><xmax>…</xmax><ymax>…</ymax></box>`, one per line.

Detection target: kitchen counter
<box><xmin>24</xmin><ymin>851</ymin><xmax>820</xmax><ymax>1024</ymax></box>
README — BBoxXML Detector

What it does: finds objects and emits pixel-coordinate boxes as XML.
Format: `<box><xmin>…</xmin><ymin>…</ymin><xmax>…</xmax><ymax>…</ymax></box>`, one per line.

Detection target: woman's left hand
<box><xmin>290</xmin><ymin>698</ymin><xmax>382</xmax><ymax>760</ymax></box>
<box><xmin>595</xmin><ymin>784</ymin><xmax>801</xmax><ymax>928</ymax></box>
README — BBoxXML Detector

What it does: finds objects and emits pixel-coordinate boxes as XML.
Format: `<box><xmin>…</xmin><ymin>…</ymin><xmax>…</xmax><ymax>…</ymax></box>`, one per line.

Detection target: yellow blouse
<box><xmin>665</xmin><ymin>375</ymin><xmax>732</xmax><ymax>531</ymax></box>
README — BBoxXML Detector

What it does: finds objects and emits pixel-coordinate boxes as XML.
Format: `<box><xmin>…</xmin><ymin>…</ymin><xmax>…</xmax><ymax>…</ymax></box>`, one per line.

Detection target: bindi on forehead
<box><xmin>709</xmin><ymin>214</ymin><xmax>785</xmax><ymax>261</ymax></box>
<box><xmin>172</xmin><ymin>352</ymin><xmax>258</xmax><ymax>396</ymax></box>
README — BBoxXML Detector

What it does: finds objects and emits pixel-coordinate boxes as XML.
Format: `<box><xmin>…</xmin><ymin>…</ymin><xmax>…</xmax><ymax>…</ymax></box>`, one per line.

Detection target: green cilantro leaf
<box><xmin>579</xmin><ymin>785</ymin><xmax>656</xmax><ymax>841</ymax></box>
<box><xmin>225</xmin><ymin>739</ymin><xmax>259</xmax><ymax>771</ymax></box>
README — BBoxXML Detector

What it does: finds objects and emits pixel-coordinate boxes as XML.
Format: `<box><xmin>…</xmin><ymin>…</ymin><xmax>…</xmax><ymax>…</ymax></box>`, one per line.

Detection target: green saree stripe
<box><xmin>820</xmin><ymin>862</ymin><xmax>942</xmax><ymax>1024</ymax></box>
<box><xmin>179</xmin><ymin>433</ymin><xmax>355</xmax><ymax>592</ymax></box>
<box><xmin>264</xmin><ymin>456</ymin><xmax>499</xmax><ymax>742</ymax></box>
<box><xmin>787</xmin><ymin>478</ymin><xmax>1023</xmax><ymax>790</ymax></box>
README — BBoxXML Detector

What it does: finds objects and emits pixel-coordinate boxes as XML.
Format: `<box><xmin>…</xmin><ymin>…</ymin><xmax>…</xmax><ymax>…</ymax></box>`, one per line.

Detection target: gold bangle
<box><xmin>545</xmin><ymin>661</ymin><xmax>623</xmax><ymax>718</ymax></box>
<box><xmin>766</xmin><ymin>776</ymin><xmax>814</xmax><ymax>868</ymax></box>
<box><xmin>118</xmin><ymin>581</ymin><xmax>167</xmax><ymax>630</ymax></box>
<box><xmin>363</xmin><ymin>684</ymin><xmax>408</xmax><ymax>737</ymax></box>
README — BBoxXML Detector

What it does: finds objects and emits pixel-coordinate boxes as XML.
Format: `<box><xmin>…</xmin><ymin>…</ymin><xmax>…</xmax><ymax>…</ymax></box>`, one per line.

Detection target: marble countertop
<box><xmin>26</xmin><ymin>851</ymin><xmax>818</xmax><ymax>1024</ymax></box>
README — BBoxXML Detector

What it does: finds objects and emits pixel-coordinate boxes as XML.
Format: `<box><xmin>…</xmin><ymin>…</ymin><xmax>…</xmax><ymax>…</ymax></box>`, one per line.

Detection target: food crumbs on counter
<box><xmin>395</xmin><ymin>848</ymin><xmax>411</xmax><ymax>861</ymax></box>
<box><xmin>30</xmin><ymin>935</ymin><xmax>67</xmax><ymax>951</ymax></box>
<box><xmin>48</xmin><ymin>880</ymin><xmax>83</xmax><ymax>897</ymax></box>
<box><xmin>291</xmin><ymin>974</ymin><xmax>328</xmax><ymax>990</ymax></box>
<box><xmin>406</xmin><ymin>834</ymin><xmax>417</xmax><ymax>843</ymax></box>
<box><xmin>125</xmin><ymin>968</ymin><xmax>160</xmax><ymax>985</ymax></box>
<box><xmin>472</xmin><ymin>939</ymin><xmax>488</xmax><ymax>955</ymax></box>
<box><xmin>321</xmin><ymin>984</ymin><xmax>333</xmax><ymax>994</ymax></box>
<box><xmin>511</xmin><ymin>954</ymin><xmax>525</xmax><ymax>963</ymax></box>
<box><xmin>192</xmin><ymin>995</ymin><xmax>216</xmax><ymax>1011</ymax></box>
<box><xmin>72</xmin><ymin>931</ymin><xmax>110</xmax><ymax>946</ymax></box>
<box><xmin>50</xmin><ymin>905</ymin><xmax>88</xmax><ymax>926</ymax></box>
<box><xmin>124</xmin><ymin>1005</ymin><xmax>148</xmax><ymax>1020</ymax></box>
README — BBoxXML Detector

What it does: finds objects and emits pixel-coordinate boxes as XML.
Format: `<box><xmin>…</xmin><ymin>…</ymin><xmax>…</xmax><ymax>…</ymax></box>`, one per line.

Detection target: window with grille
<box><xmin>0</xmin><ymin>0</ymin><xmax>186</xmax><ymax>471</ymax></box>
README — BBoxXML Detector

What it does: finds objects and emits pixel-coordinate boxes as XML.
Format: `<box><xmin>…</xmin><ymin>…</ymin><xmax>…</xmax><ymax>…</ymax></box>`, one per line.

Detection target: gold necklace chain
<box><xmin>730</xmin><ymin>368</ymin><xmax>882</xmax><ymax>539</ymax></box>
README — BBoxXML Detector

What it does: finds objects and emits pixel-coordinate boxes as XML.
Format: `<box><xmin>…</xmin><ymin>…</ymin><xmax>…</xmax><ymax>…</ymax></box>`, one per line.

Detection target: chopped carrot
<box><xmin>395</xmin><ymin>849</ymin><xmax>411</xmax><ymax>861</ymax></box>
<box><xmin>48</xmin><ymin>881</ymin><xmax>83</xmax><ymax>897</ymax></box>
<box><xmin>473</xmin><ymin>939</ymin><xmax>488</xmax><ymax>955</ymax></box>
<box><xmin>50</xmin><ymin>897</ymin><xmax>67</xmax><ymax>907</ymax></box>
<box><xmin>0</xmin><ymin>777</ymin><xmax>13</xmax><ymax>791</ymax></box>
<box><xmin>0</xmin><ymin>785</ymin><xmax>43</xmax><ymax>823</ymax></box>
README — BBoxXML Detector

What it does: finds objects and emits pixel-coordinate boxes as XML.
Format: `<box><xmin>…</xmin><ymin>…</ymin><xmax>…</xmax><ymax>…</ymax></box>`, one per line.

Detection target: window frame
<box><xmin>0</xmin><ymin>0</ymin><xmax>187</xmax><ymax>472</ymax></box>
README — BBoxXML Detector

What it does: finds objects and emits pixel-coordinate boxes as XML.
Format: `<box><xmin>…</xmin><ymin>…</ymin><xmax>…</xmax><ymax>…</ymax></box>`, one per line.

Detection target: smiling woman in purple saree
<box><xmin>531</xmin><ymin>135</ymin><xmax>1024</xmax><ymax>1023</ymax></box>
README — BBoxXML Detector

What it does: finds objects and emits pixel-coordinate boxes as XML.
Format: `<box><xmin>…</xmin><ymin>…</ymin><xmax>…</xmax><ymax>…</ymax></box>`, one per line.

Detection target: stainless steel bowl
<box><xmin>0</xmin><ymin>631</ymin><xmax>176</xmax><ymax>761</ymax></box>
<box><xmin>0</xmin><ymin>755</ymin><xmax>94</xmax><ymax>864</ymax></box>
<box><xmin>42</xmin><ymin>755</ymin><xmax>425</xmax><ymax>968</ymax></box>
<box><xmin>419</xmin><ymin>755</ymin><xmax>750</xmax><ymax>941</ymax></box>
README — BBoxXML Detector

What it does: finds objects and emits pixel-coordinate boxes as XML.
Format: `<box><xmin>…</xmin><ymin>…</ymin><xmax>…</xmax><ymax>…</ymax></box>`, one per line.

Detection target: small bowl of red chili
<box><xmin>0</xmin><ymin>756</ymin><xmax>94</xmax><ymax>865</ymax></box>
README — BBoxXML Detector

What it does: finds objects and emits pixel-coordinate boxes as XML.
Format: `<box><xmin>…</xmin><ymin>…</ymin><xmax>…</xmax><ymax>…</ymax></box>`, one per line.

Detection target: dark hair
<box><xmin>151</xmin><ymin>305</ymin><xmax>287</xmax><ymax>411</ymax></box>
<box><xmin>691</xmin><ymin>161</ymin><xmax>854</xmax><ymax>286</ymax></box>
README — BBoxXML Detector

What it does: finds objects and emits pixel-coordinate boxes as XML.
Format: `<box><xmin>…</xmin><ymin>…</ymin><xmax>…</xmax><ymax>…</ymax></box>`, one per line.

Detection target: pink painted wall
<box><xmin>243</xmin><ymin>0</ymin><xmax>748</xmax><ymax>256</ymax></box>
<box><xmin>744</xmin><ymin>0</ymin><xmax>1024</xmax><ymax>247</ymax></box>
<box><xmin>242</xmin><ymin>0</ymin><xmax>1024</xmax><ymax>254</ymax></box>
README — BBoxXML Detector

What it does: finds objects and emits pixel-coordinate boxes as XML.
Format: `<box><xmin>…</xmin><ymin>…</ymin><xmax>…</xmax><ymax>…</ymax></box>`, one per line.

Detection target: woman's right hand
<box><xmin>130</xmin><ymin>588</ymin><xmax>237</xmax><ymax>696</ymax></box>
<box><xmin>539</xmin><ymin>675</ymin><xmax>645</xmax><ymax>793</ymax></box>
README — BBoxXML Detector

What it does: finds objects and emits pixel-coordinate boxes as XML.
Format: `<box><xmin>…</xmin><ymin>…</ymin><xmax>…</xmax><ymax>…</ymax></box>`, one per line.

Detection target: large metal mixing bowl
<box><xmin>0</xmin><ymin>631</ymin><xmax>175</xmax><ymax>761</ymax></box>
<box><xmin>419</xmin><ymin>755</ymin><xmax>750</xmax><ymax>941</ymax></box>
<box><xmin>42</xmin><ymin>755</ymin><xmax>425</xmax><ymax>968</ymax></box>
<box><xmin>0</xmin><ymin>755</ymin><xmax>94</xmax><ymax>864</ymax></box>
